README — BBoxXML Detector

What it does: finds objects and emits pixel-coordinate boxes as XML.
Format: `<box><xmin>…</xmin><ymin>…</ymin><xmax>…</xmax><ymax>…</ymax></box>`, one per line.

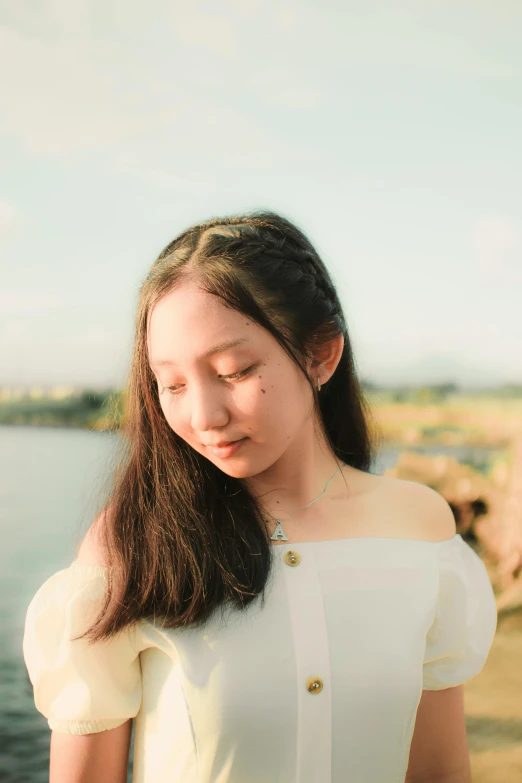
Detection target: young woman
<box><xmin>23</xmin><ymin>211</ymin><xmax>497</xmax><ymax>783</ymax></box>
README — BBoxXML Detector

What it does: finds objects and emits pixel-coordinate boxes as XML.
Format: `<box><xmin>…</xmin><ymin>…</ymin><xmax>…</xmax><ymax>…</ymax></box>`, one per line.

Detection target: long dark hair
<box><xmin>77</xmin><ymin>209</ymin><xmax>381</xmax><ymax>643</ymax></box>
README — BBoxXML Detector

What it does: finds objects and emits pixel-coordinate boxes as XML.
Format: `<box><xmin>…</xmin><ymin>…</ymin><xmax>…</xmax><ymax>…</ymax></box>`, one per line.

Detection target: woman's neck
<box><xmin>244</xmin><ymin>450</ymin><xmax>347</xmax><ymax>523</ymax></box>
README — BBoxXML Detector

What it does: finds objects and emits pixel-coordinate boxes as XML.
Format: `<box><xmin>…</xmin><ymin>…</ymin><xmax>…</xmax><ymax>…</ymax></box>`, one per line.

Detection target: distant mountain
<box><xmin>364</xmin><ymin>352</ymin><xmax>515</xmax><ymax>389</ymax></box>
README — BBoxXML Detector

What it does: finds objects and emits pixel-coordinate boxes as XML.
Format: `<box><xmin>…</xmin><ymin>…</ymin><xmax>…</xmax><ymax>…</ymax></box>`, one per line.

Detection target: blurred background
<box><xmin>1</xmin><ymin>1</ymin><xmax>521</xmax><ymax>781</ymax></box>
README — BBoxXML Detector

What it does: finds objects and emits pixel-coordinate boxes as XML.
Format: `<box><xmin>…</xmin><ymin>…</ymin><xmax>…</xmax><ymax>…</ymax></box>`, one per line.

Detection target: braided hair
<box><xmin>148</xmin><ymin>213</ymin><xmax>346</xmax><ymax>395</ymax></box>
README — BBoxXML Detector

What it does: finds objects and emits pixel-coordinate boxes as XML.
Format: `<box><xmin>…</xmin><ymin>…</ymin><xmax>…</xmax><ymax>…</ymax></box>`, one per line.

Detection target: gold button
<box><xmin>284</xmin><ymin>550</ymin><xmax>301</xmax><ymax>566</ymax></box>
<box><xmin>306</xmin><ymin>677</ymin><xmax>323</xmax><ymax>694</ymax></box>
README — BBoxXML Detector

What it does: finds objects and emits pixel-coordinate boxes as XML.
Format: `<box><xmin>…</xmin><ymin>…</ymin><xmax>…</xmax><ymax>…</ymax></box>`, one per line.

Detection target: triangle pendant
<box><xmin>270</xmin><ymin>519</ymin><xmax>288</xmax><ymax>541</ymax></box>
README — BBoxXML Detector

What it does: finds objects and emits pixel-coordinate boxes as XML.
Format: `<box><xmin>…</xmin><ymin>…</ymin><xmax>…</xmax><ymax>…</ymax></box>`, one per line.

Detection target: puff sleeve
<box><xmin>422</xmin><ymin>534</ymin><xmax>497</xmax><ymax>690</ymax></box>
<box><xmin>22</xmin><ymin>561</ymin><xmax>142</xmax><ymax>735</ymax></box>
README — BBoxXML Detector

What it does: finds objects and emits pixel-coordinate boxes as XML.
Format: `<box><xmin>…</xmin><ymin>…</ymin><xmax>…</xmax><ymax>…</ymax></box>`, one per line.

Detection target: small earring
<box><xmin>317</xmin><ymin>375</ymin><xmax>321</xmax><ymax>391</ymax></box>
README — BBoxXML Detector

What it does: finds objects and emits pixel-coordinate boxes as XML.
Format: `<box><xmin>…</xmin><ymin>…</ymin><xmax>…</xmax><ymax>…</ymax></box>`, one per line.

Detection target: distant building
<box><xmin>29</xmin><ymin>387</ymin><xmax>45</xmax><ymax>400</ymax></box>
<box><xmin>0</xmin><ymin>385</ymin><xmax>78</xmax><ymax>401</ymax></box>
<box><xmin>49</xmin><ymin>385</ymin><xmax>76</xmax><ymax>400</ymax></box>
<box><xmin>0</xmin><ymin>386</ymin><xmax>28</xmax><ymax>401</ymax></box>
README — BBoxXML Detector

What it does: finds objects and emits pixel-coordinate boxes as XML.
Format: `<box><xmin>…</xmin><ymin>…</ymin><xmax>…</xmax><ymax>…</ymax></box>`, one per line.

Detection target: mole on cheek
<box><xmin>261</xmin><ymin>389</ymin><xmax>266</xmax><ymax>393</ymax></box>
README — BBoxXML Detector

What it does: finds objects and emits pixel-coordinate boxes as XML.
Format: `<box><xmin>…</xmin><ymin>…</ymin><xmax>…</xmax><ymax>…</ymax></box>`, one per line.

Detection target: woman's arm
<box><xmin>405</xmin><ymin>685</ymin><xmax>471</xmax><ymax>783</ymax></box>
<box><xmin>50</xmin><ymin>511</ymin><xmax>132</xmax><ymax>783</ymax></box>
<box><xmin>50</xmin><ymin>720</ymin><xmax>132</xmax><ymax>783</ymax></box>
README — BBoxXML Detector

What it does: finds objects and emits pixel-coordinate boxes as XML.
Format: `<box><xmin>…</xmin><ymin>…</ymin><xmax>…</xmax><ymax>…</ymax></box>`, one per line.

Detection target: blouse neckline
<box><xmin>70</xmin><ymin>534</ymin><xmax>462</xmax><ymax>571</ymax></box>
<box><xmin>270</xmin><ymin>532</ymin><xmax>461</xmax><ymax>547</ymax></box>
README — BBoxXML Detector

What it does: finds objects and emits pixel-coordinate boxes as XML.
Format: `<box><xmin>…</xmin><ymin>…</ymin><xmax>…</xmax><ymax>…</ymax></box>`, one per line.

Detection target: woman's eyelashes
<box><xmin>161</xmin><ymin>365</ymin><xmax>257</xmax><ymax>396</ymax></box>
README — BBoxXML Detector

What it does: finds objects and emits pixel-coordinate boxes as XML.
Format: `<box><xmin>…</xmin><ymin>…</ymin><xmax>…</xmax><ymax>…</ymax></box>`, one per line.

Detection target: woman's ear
<box><xmin>306</xmin><ymin>333</ymin><xmax>344</xmax><ymax>386</ymax></box>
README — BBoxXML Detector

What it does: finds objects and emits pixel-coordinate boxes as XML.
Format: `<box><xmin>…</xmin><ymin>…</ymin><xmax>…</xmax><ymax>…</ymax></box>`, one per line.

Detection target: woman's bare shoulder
<box><xmin>75</xmin><ymin>507</ymin><xmax>114</xmax><ymax>567</ymax></box>
<box><xmin>369</xmin><ymin>474</ymin><xmax>457</xmax><ymax>542</ymax></box>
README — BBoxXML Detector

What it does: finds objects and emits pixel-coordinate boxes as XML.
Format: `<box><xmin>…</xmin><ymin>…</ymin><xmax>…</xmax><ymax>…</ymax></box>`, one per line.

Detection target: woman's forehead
<box><xmin>149</xmin><ymin>337</ymin><xmax>255</xmax><ymax>370</ymax></box>
<box><xmin>147</xmin><ymin>290</ymin><xmax>271</xmax><ymax>366</ymax></box>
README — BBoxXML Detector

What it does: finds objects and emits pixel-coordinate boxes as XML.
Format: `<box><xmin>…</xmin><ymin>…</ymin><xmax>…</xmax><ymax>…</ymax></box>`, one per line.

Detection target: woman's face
<box><xmin>147</xmin><ymin>279</ymin><xmax>318</xmax><ymax>478</ymax></box>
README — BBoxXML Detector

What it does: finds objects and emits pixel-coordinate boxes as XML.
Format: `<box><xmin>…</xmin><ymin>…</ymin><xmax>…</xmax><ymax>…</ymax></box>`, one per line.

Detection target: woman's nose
<box><xmin>190</xmin><ymin>385</ymin><xmax>230</xmax><ymax>433</ymax></box>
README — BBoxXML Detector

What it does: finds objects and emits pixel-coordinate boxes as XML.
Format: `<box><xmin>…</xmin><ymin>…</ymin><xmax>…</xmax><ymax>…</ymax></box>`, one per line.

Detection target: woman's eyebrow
<box><xmin>150</xmin><ymin>337</ymin><xmax>251</xmax><ymax>368</ymax></box>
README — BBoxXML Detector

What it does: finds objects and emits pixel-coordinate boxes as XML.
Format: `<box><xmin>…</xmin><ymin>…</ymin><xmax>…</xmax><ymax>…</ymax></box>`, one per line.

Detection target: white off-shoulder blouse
<box><xmin>23</xmin><ymin>533</ymin><xmax>497</xmax><ymax>783</ymax></box>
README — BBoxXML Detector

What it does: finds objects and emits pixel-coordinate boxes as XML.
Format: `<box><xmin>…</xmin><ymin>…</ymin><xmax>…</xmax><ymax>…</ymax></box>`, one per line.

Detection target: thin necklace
<box><xmin>267</xmin><ymin>463</ymin><xmax>347</xmax><ymax>541</ymax></box>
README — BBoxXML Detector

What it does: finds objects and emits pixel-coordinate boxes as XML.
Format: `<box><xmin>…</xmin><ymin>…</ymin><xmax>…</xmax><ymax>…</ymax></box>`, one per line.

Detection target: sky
<box><xmin>1</xmin><ymin>0</ymin><xmax>521</xmax><ymax>390</ymax></box>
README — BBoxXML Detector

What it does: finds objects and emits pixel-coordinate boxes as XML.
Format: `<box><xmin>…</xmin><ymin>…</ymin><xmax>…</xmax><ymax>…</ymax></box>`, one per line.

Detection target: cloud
<box><xmin>223</xmin><ymin>0</ymin><xmax>262</xmax><ymax>18</ymax></box>
<box><xmin>45</xmin><ymin>0</ymin><xmax>90</xmax><ymax>34</ymax></box>
<box><xmin>170</xmin><ymin>11</ymin><xmax>239</xmax><ymax>60</ymax></box>
<box><xmin>269</xmin><ymin>86</ymin><xmax>320</xmax><ymax>110</ymax></box>
<box><xmin>112</xmin><ymin>94</ymin><xmax>313</xmax><ymax>183</ymax></box>
<box><xmin>279</xmin><ymin>3</ymin><xmax>519</xmax><ymax>77</ymax></box>
<box><xmin>0</xmin><ymin>200</ymin><xmax>15</xmax><ymax>235</ymax></box>
<box><xmin>275</xmin><ymin>6</ymin><xmax>297</xmax><ymax>31</ymax></box>
<box><xmin>0</xmin><ymin>289</ymin><xmax>64</xmax><ymax>314</ymax></box>
<box><xmin>0</xmin><ymin>16</ymin><xmax>314</xmax><ymax>168</ymax></box>
<box><xmin>115</xmin><ymin>163</ymin><xmax>217</xmax><ymax>196</ymax></box>
<box><xmin>472</xmin><ymin>217</ymin><xmax>521</xmax><ymax>283</ymax></box>
<box><xmin>0</xmin><ymin>24</ymin><xmax>187</xmax><ymax>156</ymax></box>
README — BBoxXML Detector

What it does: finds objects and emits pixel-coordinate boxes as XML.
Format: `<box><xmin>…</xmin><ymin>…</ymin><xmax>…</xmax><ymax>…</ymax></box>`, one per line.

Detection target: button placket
<box><xmin>281</xmin><ymin>545</ymin><xmax>332</xmax><ymax>782</ymax></box>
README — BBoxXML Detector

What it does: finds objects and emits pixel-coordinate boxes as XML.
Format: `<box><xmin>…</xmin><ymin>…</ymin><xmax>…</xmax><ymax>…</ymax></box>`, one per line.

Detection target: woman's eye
<box><xmin>224</xmin><ymin>365</ymin><xmax>254</xmax><ymax>381</ymax></box>
<box><xmin>162</xmin><ymin>365</ymin><xmax>255</xmax><ymax>396</ymax></box>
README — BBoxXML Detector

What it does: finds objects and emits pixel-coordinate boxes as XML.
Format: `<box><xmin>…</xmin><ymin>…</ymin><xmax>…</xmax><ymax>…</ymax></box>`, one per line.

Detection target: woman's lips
<box><xmin>208</xmin><ymin>438</ymin><xmax>248</xmax><ymax>458</ymax></box>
